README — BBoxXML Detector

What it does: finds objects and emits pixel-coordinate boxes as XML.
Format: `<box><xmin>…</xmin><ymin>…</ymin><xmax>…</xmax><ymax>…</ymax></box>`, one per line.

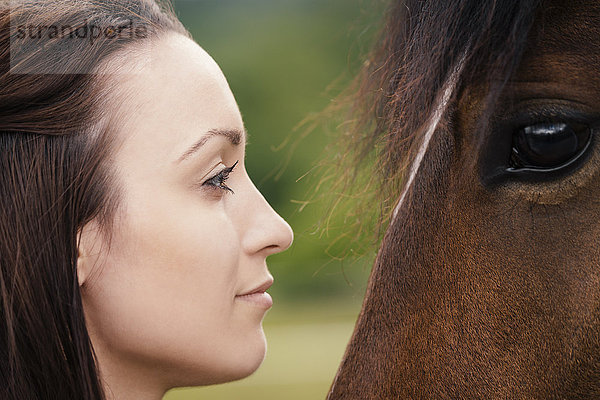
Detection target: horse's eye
<box><xmin>509</xmin><ymin>122</ymin><xmax>591</xmax><ymax>171</ymax></box>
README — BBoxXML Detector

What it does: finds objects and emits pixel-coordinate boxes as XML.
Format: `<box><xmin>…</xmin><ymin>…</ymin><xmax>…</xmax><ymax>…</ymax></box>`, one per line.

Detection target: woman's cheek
<box><xmin>82</xmin><ymin>190</ymin><xmax>240</xmax><ymax>356</ymax></box>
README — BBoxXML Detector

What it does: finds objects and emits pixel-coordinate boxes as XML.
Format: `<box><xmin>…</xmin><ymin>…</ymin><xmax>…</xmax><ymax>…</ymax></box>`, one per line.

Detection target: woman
<box><xmin>0</xmin><ymin>1</ymin><xmax>293</xmax><ymax>399</ymax></box>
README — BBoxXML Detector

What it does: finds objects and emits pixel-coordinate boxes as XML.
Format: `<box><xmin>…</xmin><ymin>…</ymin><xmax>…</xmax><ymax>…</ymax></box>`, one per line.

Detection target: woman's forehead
<box><xmin>104</xmin><ymin>34</ymin><xmax>243</xmax><ymax>169</ymax></box>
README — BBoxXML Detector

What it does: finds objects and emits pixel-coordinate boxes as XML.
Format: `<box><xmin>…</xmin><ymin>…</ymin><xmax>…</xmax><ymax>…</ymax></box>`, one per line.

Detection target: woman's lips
<box><xmin>236</xmin><ymin>278</ymin><xmax>274</xmax><ymax>308</ymax></box>
<box><xmin>235</xmin><ymin>291</ymin><xmax>273</xmax><ymax>308</ymax></box>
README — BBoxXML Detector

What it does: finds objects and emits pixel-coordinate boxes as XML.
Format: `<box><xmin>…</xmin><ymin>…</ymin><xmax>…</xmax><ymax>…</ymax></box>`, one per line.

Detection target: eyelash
<box><xmin>202</xmin><ymin>160</ymin><xmax>238</xmax><ymax>194</ymax></box>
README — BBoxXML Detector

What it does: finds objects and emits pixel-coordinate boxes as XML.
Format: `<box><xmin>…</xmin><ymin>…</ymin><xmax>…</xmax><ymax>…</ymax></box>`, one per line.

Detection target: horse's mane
<box><xmin>326</xmin><ymin>0</ymin><xmax>542</xmax><ymax>249</ymax></box>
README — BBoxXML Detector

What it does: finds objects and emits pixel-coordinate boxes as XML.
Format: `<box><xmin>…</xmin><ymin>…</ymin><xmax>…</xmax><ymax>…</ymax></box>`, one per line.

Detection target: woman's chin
<box><xmin>171</xmin><ymin>332</ymin><xmax>268</xmax><ymax>387</ymax></box>
<box><xmin>220</xmin><ymin>333</ymin><xmax>268</xmax><ymax>383</ymax></box>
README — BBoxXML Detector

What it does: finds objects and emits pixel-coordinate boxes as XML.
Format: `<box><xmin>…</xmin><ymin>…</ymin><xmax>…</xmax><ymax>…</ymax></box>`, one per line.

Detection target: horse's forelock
<box><xmin>339</xmin><ymin>0</ymin><xmax>542</xmax><ymax>238</ymax></box>
<box><xmin>391</xmin><ymin>51</ymin><xmax>467</xmax><ymax>222</ymax></box>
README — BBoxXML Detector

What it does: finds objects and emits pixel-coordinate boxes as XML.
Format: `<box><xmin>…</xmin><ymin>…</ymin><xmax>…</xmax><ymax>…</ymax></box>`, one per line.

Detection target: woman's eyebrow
<box><xmin>176</xmin><ymin>128</ymin><xmax>245</xmax><ymax>164</ymax></box>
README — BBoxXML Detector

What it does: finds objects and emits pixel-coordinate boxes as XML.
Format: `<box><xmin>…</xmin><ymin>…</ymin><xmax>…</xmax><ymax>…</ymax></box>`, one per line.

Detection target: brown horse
<box><xmin>328</xmin><ymin>0</ymin><xmax>600</xmax><ymax>398</ymax></box>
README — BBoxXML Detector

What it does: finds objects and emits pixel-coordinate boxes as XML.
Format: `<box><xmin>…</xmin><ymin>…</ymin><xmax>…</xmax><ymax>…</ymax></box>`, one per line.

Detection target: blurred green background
<box><xmin>163</xmin><ymin>1</ymin><xmax>379</xmax><ymax>399</ymax></box>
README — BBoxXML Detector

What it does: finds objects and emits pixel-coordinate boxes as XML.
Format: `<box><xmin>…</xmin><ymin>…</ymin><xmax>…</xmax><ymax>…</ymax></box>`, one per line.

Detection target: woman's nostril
<box><xmin>264</xmin><ymin>244</ymin><xmax>280</xmax><ymax>253</ymax></box>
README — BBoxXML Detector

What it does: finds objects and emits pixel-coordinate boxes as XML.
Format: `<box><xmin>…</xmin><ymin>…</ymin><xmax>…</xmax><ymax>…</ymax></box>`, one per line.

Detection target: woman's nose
<box><xmin>241</xmin><ymin>183</ymin><xmax>293</xmax><ymax>256</ymax></box>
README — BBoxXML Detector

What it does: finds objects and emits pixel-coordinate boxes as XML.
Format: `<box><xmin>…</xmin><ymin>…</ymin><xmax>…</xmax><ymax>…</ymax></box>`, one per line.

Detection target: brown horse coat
<box><xmin>329</xmin><ymin>1</ymin><xmax>600</xmax><ymax>398</ymax></box>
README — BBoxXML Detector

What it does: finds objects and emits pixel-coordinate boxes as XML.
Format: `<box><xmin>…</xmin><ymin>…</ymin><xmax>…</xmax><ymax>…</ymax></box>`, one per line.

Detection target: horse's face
<box><xmin>330</xmin><ymin>1</ymin><xmax>600</xmax><ymax>398</ymax></box>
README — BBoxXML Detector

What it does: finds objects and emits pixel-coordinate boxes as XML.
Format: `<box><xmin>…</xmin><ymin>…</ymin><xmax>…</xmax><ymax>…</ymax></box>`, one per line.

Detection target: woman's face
<box><xmin>78</xmin><ymin>33</ymin><xmax>293</xmax><ymax>391</ymax></box>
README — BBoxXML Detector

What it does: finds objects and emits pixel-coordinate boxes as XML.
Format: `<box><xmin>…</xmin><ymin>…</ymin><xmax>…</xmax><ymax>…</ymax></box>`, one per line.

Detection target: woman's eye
<box><xmin>508</xmin><ymin>122</ymin><xmax>592</xmax><ymax>171</ymax></box>
<box><xmin>202</xmin><ymin>160</ymin><xmax>238</xmax><ymax>194</ymax></box>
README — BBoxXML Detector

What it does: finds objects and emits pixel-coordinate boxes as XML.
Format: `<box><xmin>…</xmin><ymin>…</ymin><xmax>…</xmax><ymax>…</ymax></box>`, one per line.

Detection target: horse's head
<box><xmin>329</xmin><ymin>0</ymin><xmax>600</xmax><ymax>398</ymax></box>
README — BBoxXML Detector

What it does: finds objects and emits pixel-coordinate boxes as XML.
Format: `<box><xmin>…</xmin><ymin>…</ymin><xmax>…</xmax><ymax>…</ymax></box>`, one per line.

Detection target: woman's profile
<box><xmin>0</xmin><ymin>1</ymin><xmax>293</xmax><ymax>399</ymax></box>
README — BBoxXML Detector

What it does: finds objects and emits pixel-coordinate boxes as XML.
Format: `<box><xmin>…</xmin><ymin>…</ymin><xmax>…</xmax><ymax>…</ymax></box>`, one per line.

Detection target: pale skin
<box><xmin>76</xmin><ymin>33</ymin><xmax>293</xmax><ymax>400</ymax></box>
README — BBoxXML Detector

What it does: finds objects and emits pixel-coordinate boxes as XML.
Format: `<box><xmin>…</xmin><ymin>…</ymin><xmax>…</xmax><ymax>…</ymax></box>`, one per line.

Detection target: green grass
<box><xmin>163</xmin><ymin>299</ymin><xmax>362</xmax><ymax>400</ymax></box>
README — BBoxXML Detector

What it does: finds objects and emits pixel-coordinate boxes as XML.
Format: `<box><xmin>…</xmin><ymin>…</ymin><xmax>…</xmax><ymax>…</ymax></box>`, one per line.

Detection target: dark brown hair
<box><xmin>0</xmin><ymin>1</ymin><xmax>188</xmax><ymax>398</ymax></box>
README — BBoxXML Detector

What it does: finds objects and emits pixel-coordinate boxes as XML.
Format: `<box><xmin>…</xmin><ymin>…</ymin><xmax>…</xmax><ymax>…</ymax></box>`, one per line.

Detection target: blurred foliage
<box><xmin>172</xmin><ymin>0</ymin><xmax>383</xmax><ymax>303</ymax></box>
